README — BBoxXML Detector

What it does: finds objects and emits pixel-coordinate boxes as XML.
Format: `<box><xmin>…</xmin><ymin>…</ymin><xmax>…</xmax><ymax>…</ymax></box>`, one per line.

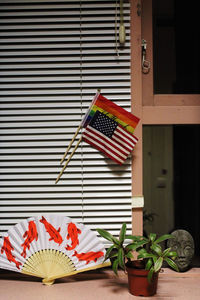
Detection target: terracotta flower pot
<box><xmin>126</xmin><ymin>261</ymin><xmax>159</xmax><ymax>297</ymax></box>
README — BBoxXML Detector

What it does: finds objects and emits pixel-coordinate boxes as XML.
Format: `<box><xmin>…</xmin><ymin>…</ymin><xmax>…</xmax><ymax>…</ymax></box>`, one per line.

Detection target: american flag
<box><xmin>82</xmin><ymin>111</ymin><xmax>138</xmax><ymax>164</ymax></box>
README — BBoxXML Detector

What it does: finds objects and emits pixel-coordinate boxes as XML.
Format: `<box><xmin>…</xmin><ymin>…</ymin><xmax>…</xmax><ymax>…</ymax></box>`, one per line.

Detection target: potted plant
<box><xmin>97</xmin><ymin>224</ymin><xmax>179</xmax><ymax>297</ymax></box>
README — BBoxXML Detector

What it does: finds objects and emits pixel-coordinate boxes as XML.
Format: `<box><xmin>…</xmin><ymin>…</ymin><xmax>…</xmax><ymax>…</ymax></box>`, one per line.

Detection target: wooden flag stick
<box><xmin>55</xmin><ymin>137</ymin><xmax>82</xmax><ymax>184</ymax></box>
<box><xmin>60</xmin><ymin>124</ymin><xmax>81</xmax><ymax>165</ymax></box>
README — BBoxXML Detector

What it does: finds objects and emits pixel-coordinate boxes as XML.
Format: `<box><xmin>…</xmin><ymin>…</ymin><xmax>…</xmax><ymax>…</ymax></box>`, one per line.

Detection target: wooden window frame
<box><xmin>130</xmin><ymin>0</ymin><xmax>200</xmax><ymax>235</ymax></box>
<box><xmin>142</xmin><ymin>0</ymin><xmax>200</xmax><ymax>124</ymax></box>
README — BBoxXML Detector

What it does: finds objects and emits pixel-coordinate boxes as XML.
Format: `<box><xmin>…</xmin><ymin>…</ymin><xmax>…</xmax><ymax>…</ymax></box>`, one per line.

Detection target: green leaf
<box><xmin>152</xmin><ymin>255</ymin><xmax>158</xmax><ymax>264</ymax></box>
<box><xmin>125</xmin><ymin>235</ymin><xmax>140</xmax><ymax>241</ymax></box>
<box><xmin>126</xmin><ymin>251</ymin><xmax>134</xmax><ymax>259</ymax></box>
<box><xmin>166</xmin><ymin>251</ymin><xmax>178</xmax><ymax>258</ymax></box>
<box><xmin>154</xmin><ymin>257</ymin><xmax>163</xmax><ymax>273</ymax></box>
<box><xmin>97</xmin><ymin>229</ymin><xmax>115</xmax><ymax>242</ymax></box>
<box><xmin>150</xmin><ymin>243</ymin><xmax>162</xmax><ymax>256</ymax></box>
<box><xmin>137</xmin><ymin>239</ymin><xmax>149</xmax><ymax>247</ymax></box>
<box><xmin>118</xmin><ymin>248</ymin><xmax>125</xmax><ymax>269</ymax></box>
<box><xmin>105</xmin><ymin>245</ymin><xmax>116</xmax><ymax>260</ymax></box>
<box><xmin>138</xmin><ymin>248</ymin><xmax>148</xmax><ymax>255</ymax></box>
<box><xmin>165</xmin><ymin>257</ymin><xmax>179</xmax><ymax>272</ymax></box>
<box><xmin>137</xmin><ymin>249</ymin><xmax>157</xmax><ymax>261</ymax></box>
<box><xmin>125</xmin><ymin>235</ymin><xmax>148</xmax><ymax>242</ymax></box>
<box><xmin>145</xmin><ymin>258</ymin><xmax>153</xmax><ymax>270</ymax></box>
<box><xmin>126</xmin><ymin>239</ymin><xmax>148</xmax><ymax>252</ymax></box>
<box><xmin>112</xmin><ymin>258</ymin><xmax>119</xmax><ymax>275</ymax></box>
<box><xmin>149</xmin><ymin>233</ymin><xmax>157</xmax><ymax>242</ymax></box>
<box><xmin>142</xmin><ymin>236</ymin><xmax>149</xmax><ymax>242</ymax></box>
<box><xmin>162</xmin><ymin>247</ymin><xmax>171</xmax><ymax>257</ymax></box>
<box><xmin>162</xmin><ymin>248</ymin><xmax>177</xmax><ymax>258</ymax></box>
<box><xmin>125</xmin><ymin>243</ymin><xmax>138</xmax><ymax>251</ymax></box>
<box><xmin>155</xmin><ymin>234</ymin><xmax>174</xmax><ymax>244</ymax></box>
<box><xmin>97</xmin><ymin>229</ymin><xmax>120</xmax><ymax>246</ymax></box>
<box><xmin>147</xmin><ymin>266</ymin><xmax>154</xmax><ymax>283</ymax></box>
<box><xmin>137</xmin><ymin>253</ymin><xmax>155</xmax><ymax>259</ymax></box>
<box><xmin>119</xmin><ymin>223</ymin><xmax>126</xmax><ymax>244</ymax></box>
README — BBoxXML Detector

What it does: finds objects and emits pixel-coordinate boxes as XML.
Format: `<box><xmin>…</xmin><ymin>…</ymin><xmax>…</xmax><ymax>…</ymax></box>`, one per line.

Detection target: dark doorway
<box><xmin>143</xmin><ymin>125</ymin><xmax>200</xmax><ymax>266</ymax></box>
<box><xmin>173</xmin><ymin>125</ymin><xmax>200</xmax><ymax>265</ymax></box>
<box><xmin>153</xmin><ymin>0</ymin><xmax>200</xmax><ymax>94</ymax></box>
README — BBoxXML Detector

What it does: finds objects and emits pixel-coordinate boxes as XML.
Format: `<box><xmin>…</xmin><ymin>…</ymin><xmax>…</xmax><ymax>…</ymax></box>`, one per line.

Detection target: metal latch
<box><xmin>142</xmin><ymin>39</ymin><xmax>150</xmax><ymax>74</ymax></box>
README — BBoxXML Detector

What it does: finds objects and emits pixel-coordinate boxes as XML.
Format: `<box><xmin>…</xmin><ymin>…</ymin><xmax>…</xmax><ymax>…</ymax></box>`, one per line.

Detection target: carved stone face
<box><xmin>167</xmin><ymin>230</ymin><xmax>195</xmax><ymax>272</ymax></box>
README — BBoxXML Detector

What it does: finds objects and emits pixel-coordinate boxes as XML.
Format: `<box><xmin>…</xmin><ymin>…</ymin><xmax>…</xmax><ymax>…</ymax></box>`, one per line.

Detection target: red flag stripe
<box><xmin>83</xmin><ymin>137</ymin><xmax>124</xmax><ymax>164</ymax></box>
<box><xmin>114</xmin><ymin>130</ymin><xmax>136</xmax><ymax>149</ymax></box>
<box><xmin>112</xmin><ymin>134</ymin><xmax>133</xmax><ymax>151</ymax></box>
<box><xmin>112</xmin><ymin>136</ymin><xmax>132</xmax><ymax>153</ymax></box>
<box><xmin>96</xmin><ymin>94</ymin><xmax>140</xmax><ymax>125</ymax></box>
<box><xmin>114</xmin><ymin>128</ymin><xmax>137</xmax><ymax>150</ymax></box>
<box><xmin>83</xmin><ymin>128</ymin><xmax>128</xmax><ymax>159</ymax></box>
<box><xmin>85</xmin><ymin>126</ymin><xmax>130</xmax><ymax>156</ymax></box>
<box><xmin>117</xmin><ymin>125</ymin><xmax>138</xmax><ymax>144</ymax></box>
<box><xmin>83</xmin><ymin>135</ymin><xmax>125</xmax><ymax>164</ymax></box>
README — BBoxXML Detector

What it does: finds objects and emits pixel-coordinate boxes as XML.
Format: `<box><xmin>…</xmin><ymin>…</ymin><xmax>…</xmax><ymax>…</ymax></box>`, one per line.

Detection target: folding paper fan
<box><xmin>0</xmin><ymin>215</ymin><xmax>111</xmax><ymax>285</ymax></box>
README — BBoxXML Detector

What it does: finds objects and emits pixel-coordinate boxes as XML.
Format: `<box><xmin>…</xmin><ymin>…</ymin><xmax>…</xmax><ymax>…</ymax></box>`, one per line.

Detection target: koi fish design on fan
<box><xmin>40</xmin><ymin>216</ymin><xmax>63</xmax><ymax>245</ymax></box>
<box><xmin>21</xmin><ymin>220</ymin><xmax>38</xmax><ymax>258</ymax></box>
<box><xmin>66</xmin><ymin>222</ymin><xmax>81</xmax><ymax>251</ymax></box>
<box><xmin>1</xmin><ymin>236</ymin><xmax>22</xmax><ymax>269</ymax></box>
<box><xmin>0</xmin><ymin>215</ymin><xmax>111</xmax><ymax>285</ymax></box>
<box><xmin>73</xmin><ymin>250</ymin><xmax>104</xmax><ymax>264</ymax></box>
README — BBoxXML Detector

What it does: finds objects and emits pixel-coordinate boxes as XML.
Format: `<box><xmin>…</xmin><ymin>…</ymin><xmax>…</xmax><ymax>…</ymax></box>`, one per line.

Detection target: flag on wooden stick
<box><xmin>56</xmin><ymin>92</ymin><xmax>140</xmax><ymax>183</ymax></box>
<box><xmin>82</xmin><ymin>111</ymin><xmax>138</xmax><ymax>164</ymax></box>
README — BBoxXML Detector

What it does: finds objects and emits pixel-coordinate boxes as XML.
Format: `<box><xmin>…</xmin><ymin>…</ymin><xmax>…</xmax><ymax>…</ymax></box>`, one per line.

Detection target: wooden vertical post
<box><xmin>130</xmin><ymin>0</ymin><xmax>143</xmax><ymax>236</ymax></box>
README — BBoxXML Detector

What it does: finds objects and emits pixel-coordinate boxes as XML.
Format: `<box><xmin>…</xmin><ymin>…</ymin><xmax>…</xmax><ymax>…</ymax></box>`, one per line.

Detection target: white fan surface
<box><xmin>0</xmin><ymin>215</ymin><xmax>110</xmax><ymax>284</ymax></box>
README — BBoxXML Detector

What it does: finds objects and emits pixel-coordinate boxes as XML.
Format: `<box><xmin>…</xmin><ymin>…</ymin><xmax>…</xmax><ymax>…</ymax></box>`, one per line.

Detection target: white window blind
<box><xmin>0</xmin><ymin>0</ymin><xmax>132</xmax><ymax>244</ymax></box>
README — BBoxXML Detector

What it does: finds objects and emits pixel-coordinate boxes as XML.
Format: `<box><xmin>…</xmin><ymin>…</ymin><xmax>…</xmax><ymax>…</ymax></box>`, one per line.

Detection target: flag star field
<box><xmin>89</xmin><ymin>111</ymin><xmax>118</xmax><ymax>138</ymax></box>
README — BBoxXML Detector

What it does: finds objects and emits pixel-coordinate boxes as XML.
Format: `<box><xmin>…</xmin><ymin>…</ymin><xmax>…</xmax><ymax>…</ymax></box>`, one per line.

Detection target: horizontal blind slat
<box><xmin>0</xmin><ymin>0</ymin><xmax>132</xmax><ymax>241</ymax></box>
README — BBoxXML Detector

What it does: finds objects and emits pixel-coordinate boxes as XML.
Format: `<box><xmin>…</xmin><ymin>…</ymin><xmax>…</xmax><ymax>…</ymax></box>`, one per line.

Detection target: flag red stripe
<box><xmin>114</xmin><ymin>131</ymin><xmax>135</xmax><ymax>149</ymax></box>
<box><xmin>83</xmin><ymin>136</ymin><xmax>124</xmax><ymax>164</ymax></box>
<box><xmin>112</xmin><ymin>135</ymin><xmax>133</xmax><ymax>152</ymax></box>
<box><xmin>83</xmin><ymin>129</ymin><xmax>127</xmax><ymax>161</ymax></box>
<box><xmin>117</xmin><ymin>125</ymin><xmax>138</xmax><ymax>144</ymax></box>
<box><xmin>113</xmin><ymin>127</ymin><xmax>137</xmax><ymax>150</ymax></box>
<box><xmin>95</xmin><ymin>94</ymin><xmax>140</xmax><ymax>127</ymax></box>
<box><xmin>85</xmin><ymin>126</ymin><xmax>130</xmax><ymax>156</ymax></box>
